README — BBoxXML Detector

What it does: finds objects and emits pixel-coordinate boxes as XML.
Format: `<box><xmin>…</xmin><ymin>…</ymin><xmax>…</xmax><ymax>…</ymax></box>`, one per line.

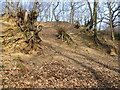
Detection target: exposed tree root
<box><xmin>57</xmin><ymin>29</ymin><xmax>74</xmax><ymax>45</ymax></box>
<box><xmin>2</xmin><ymin>9</ymin><xmax>43</xmax><ymax>54</ymax></box>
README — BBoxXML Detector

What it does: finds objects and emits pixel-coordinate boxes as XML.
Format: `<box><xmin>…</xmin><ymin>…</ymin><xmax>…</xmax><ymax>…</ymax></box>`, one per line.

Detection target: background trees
<box><xmin>1</xmin><ymin>1</ymin><xmax>119</xmax><ymax>37</ymax></box>
<box><xmin>103</xmin><ymin>2</ymin><xmax>120</xmax><ymax>41</ymax></box>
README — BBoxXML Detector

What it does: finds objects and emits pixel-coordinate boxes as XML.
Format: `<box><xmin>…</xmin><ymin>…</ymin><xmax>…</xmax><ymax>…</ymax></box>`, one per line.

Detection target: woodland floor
<box><xmin>0</xmin><ymin>18</ymin><xmax>120</xmax><ymax>89</ymax></box>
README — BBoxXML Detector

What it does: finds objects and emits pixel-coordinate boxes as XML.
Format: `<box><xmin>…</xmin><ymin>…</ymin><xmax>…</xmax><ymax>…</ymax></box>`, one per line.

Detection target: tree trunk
<box><xmin>62</xmin><ymin>2</ymin><xmax>65</xmax><ymax>21</ymax></box>
<box><xmin>70</xmin><ymin>2</ymin><xmax>74</xmax><ymax>24</ymax></box>
<box><xmin>53</xmin><ymin>2</ymin><xmax>59</xmax><ymax>21</ymax></box>
<box><xmin>5</xmin><ymin>0</ymin><xmax>9</xmax><ymax>15</ymax></box>
<box><xmin>86</xmin><ymin>0</ymin><xmax>94</xmax><ymax>30</ymax></box>
<box><xmin>87</xmin><ymin>0</ymin><xmax>93</xmax><ymax>20</ymax></box>
<box><xmin>93</xmin><ymin>0</ymin><xmax>98</xmax><ymax>31</ymax></box>
<box><xmin>108</xmin><ymin>2</ymin><xmax>115</xmax><ymax>41</ymax></box>
<box><xmin>93</xmin><ymin>0</ymin><xmax>99</xmax><ymax>44</ymax></box>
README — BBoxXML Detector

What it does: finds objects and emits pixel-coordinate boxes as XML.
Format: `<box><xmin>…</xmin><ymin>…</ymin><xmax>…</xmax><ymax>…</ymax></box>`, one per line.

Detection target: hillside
<box><xmin>0</xmin><ymin>17</ymin><xmax>120</xmax><ymax>88</ymax></box>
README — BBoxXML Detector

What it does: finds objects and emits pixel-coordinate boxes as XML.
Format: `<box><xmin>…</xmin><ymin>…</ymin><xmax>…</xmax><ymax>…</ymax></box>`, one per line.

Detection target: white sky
<box><xmin>1</xmin><ymin>0</ymin><xmax>120</xmax><ymax>2</ymax></box>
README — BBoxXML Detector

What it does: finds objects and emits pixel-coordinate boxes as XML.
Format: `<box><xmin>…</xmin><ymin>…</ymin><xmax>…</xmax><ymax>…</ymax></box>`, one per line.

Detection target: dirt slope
<box><xmin>1</xmin><ymin>20</ymin><xmax>120</xmax><ymax>88</ymax></box>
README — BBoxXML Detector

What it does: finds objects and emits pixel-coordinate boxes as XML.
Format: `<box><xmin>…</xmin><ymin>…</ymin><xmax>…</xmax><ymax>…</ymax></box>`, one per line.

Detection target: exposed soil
<box><xmin>0</xmin><ymin>18</ymin><xmax>120</xmax><ymax>88</ymax></box>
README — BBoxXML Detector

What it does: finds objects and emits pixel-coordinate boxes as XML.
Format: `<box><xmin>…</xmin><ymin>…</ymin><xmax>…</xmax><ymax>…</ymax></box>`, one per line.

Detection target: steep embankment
<box><xmin>0</xmin><ymin>19</ymin><xmax>120</xmax><ymax>88</ymax></box>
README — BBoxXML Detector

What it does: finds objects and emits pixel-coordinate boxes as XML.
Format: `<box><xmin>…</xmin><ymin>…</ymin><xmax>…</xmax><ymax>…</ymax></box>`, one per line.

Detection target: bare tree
<box><xmin>70</xmin><ymin>2</ymin><xmax>75</xmax><ymax>24</ymax></box>
<box><xmin>108</xmin><ymin>2</ymin><xmax>115</xmax><ymax>41</ymax></box>
<box><xmin>93</xmin><ymin>0</ymin><xmax>98</xmax><ymax>43</ymax></box>
<box><xmin>86</xmin><ymin>0</ymin><xmax>99</xmax><ymax>44</ymax></box>
<box><xmin>86</xmin><ymin>0</ymin><xmax>94</xmax><ymax>30</ymax></box>
<box><xmin>53</xmin><ymin>2</ymin><xmax>59</xmax><ymax>21</ymax></box>
<box><xmin>103</xmin><ymin>2</ymin><xmax>120</xmax><ymax>41</ymax></box>
<box><xmin>62</xmin><ymin>2</ymin><xmax>65</xmax><ymax>21</ymax></box>
<box><xmin>44</xmin><ymin>3</ymin><xmax>52</xmax><ymax>22</ymax></box>
<box><xmin>5</xmin><ymin>0</ymin><xmax>9</xmax><ymax>15</ymax></box>
<box><xmin>5</xmin><ymin>0</ymin><xmax>20</xmax><ymax>17</ymax></box>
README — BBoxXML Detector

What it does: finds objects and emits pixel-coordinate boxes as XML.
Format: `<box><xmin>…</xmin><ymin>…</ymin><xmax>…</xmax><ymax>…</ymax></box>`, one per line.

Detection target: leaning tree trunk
<box><xmin>86</xmin><ymin>0</ymin><xmax>94</xmax><ymax>30</ymax></box>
